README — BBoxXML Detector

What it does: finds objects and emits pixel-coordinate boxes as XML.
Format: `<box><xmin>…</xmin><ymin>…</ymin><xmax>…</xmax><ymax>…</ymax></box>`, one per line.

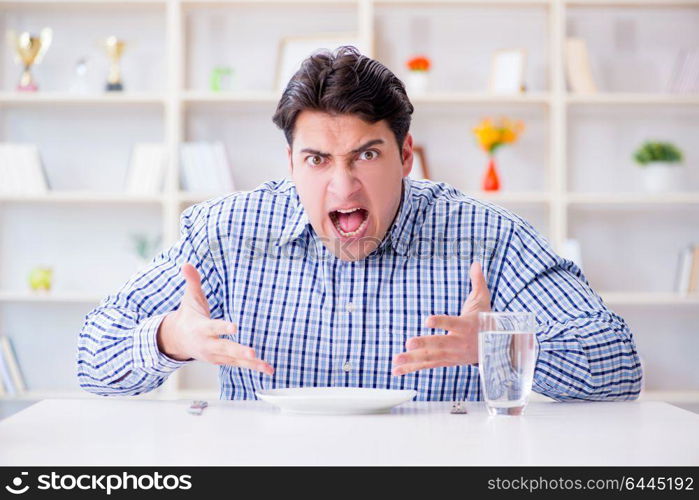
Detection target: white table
<box><xmin>1</xmin><ymin>398</ymin><xmax>698</xmax><ymax>466</ymax></box>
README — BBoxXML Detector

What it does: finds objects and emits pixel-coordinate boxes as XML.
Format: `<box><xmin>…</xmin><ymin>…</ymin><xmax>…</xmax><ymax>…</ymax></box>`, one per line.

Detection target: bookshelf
<box><xmin>0</xmin><ymin>0</ymin><xmax>697</xmax><ymax>404</ymax></box>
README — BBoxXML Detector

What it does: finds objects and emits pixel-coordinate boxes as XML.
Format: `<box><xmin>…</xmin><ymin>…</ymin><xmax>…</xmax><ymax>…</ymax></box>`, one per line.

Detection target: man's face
<box><xmin>288</xmin><ymin>110</ymin><xmax>413</xmax><ymax>261</ymax></box>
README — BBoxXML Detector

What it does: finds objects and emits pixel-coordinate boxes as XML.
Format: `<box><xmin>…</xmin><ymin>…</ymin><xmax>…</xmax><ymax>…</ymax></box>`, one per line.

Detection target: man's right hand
<box><xmin>156</xmin><ymin>263</ymin><xmax>274</xmax><ymax>375</ymax></box>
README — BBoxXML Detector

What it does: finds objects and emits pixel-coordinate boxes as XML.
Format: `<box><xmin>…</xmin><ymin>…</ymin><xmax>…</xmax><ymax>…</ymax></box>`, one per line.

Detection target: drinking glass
<box><xmin>478</xmin><ymin>311</ymin><xmax>537</xmax><ymax>416</ymax></box>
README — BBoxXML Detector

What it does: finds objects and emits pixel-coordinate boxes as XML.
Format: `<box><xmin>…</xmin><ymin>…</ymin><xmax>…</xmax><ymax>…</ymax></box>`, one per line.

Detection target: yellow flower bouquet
<box><xmin>473</xmin><ymin>117</ymin><xmax>525</xmax><ymax>155</ymax></box>
<box><xmin>472</xmin><ymin>117</ymin><xmax>525</xmax><ymax>191</ymax></box>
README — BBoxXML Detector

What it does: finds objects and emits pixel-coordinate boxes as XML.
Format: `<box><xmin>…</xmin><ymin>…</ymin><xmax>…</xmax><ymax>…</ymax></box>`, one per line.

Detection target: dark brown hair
<box><xmin>272</xmin><ymin>45</ymin><xmax>414</xmax><ymax>158</ymax></box>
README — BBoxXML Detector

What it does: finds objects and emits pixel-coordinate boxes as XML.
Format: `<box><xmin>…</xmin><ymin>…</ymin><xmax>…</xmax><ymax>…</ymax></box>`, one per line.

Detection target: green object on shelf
<box><xmin>210</xmin><ymin>66</ymin><xmax>234</xmax><ymax>92</ymax></box>
<box><xmin>28</xmin><ymin>266</ymin><xmax>53</xmax><ymax>292</ymax></box>
<box><xmin>131</xmin><ymin>233</ymin><xmax>162</xmax><ymax>262</ymax></box>
<box><xmin>633</xmin><ymin>141</ymin><xmax>684</xmax><ymax>166</ymax></box>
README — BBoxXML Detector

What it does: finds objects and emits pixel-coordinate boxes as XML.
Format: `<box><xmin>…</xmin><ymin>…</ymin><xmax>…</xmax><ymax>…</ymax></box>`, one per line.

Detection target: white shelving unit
<box><xmin>0</xmin><ymin>0</ymin><xmax>697</xmax><ymax>404</ymax></box>
<box><xmin>600</xmin><ymin>292</ymin><xmax>699</xmax><ymax>306</ymax></box>
<box><xmin>0</xmin><ymin>291</ymin><xmax>105</xmax><ymax>303</ymax></box>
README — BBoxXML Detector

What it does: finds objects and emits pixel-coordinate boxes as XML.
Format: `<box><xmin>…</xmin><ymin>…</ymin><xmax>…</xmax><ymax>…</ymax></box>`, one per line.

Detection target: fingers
<box><xmin>405</xmin><ymin>334</ymin><xmax>452</xmax><ymax>351</ymax></box>
<box><xmin>394</xmin><ymin>348</ymin><xmax>463</xmax><ymax>367</ymax></box>
<box><xmin>206</xmin><ymin>339</ymin><xmax>274</xmax><ymax>375</ymax></box>
<box><xmin>461</xmin><ymin>261</ymin><xmax>492</xmax><ymax>315</ymax></box>
<box><xmin>393</xmin><ymin>361</ymin><xmax>450</xmax><ymax>376</ymax></box>
<box><xmin>424</xmin><ymin>313</ymin><xmax>477</xmax><ymax>333</ymax></box>
<box><xmin>393</xmin><ymin>316</ymin><xmax>479</xmax><ymax>375</ymax></box>
<box><xmin>181</xmin><ymin>263</ymin><xmax>211</xmax><ymax>316</ymax></box>
<box><xmin>393</xmin><ymin>335</ymin><xmax>467</xmax><ymax>372</ymax></box>
<box><xmin>216</xmin><ymin>338</ymin><xmax>255</xmax><ymax>359</ymax></box>
<box><xmin>206</xmin><ymin>319</ymin><xmax>237</xmax><ymax>337</ymax></box>
<box><xmin>392</xmin><ymin>357</ymin><xmax>462</xmax><ymax>376</ymax></box>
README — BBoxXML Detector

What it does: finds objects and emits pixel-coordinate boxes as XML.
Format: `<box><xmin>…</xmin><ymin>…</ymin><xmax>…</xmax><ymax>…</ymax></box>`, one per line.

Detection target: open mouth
<box><xmin>328</xmin><ymin>207</ymin><xmax>370</xmax><ymax>239</ymax></box>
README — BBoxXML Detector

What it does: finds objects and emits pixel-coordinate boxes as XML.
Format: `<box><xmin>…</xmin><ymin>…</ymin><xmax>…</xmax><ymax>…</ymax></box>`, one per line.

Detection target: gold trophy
<box><xmin>103</xmin><ymin>36</ymin><xmax>126</xmax><ymax>92</ymax></box>
<box><xmin>7</xmin><ymin>28</ymin><xmax>52</xmax><ymax>92</ymax></box>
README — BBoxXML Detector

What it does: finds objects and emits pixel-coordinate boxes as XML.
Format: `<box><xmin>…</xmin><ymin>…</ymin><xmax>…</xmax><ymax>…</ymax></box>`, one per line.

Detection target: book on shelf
<box><xmin>124</xmin><ymin>143</ymin><xmax>168</xmax><ymax>195</ymax></box>
<box><xmin>0</xmin><ymin>351</ymin><xmax>11</xmax><ymax>396</ymax></box>
<box><xmin>0</xmin><ymin>336</ymin><xmax>26</xmax><ymax>396</ymax></box>
<box><xmin>0</xmin><ymin>143</ymin><xmax>50</xmax><ymax>196</ymax></box>
<box><xmin>675</xmin><ymin>243</ymin><xmax>699</xmax><ymax>295</ymax></box>
<box><xmin>667</xmin><ymin>48</ymin><xmax>699</xmax><ymax>94</ymax></box>
<box><xmin>565</xmin><ymin>38</ymin><xmax>598</xmax><ymax>94</ymax></box>
<box><xmin>180</xmin><ymin>141</ymin><xmax>236</xmax><ymax>194</ymax></box>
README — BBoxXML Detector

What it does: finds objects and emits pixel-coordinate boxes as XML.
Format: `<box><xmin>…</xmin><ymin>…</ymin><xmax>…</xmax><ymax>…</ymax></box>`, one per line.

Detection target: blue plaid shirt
<box><xmin>78</xmin><ymin>177</ymin><xmax>642</xmax><ymax>401</ymax></box>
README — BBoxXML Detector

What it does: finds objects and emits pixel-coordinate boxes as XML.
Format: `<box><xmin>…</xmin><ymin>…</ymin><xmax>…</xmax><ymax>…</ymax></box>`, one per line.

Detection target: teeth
<box><xmin>336</xmin><ymin>207</ymin><xmax>361</xmax><ymax>214</ymax></box>
<box><xmin>332</xmin><ymin>211</ymin><xmax>369</xmax><ymax>238</ymax></box>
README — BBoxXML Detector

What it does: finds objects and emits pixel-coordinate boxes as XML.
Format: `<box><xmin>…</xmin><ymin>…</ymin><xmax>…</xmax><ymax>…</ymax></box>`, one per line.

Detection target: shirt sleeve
<box><xmin>76</xmin><ymin>202</ymin><xmax>225</xmax><ymax>396</ymax></box>
<box><xmin>490</xmin><ymin>221</ymin><xmax>643</xmax><ymax>401</ymax></box>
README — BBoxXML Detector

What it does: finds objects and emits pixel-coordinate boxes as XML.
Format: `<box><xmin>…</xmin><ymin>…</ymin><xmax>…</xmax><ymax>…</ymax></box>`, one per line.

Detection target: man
<box><xmin>78</xmin><ymin>46</ymin><xmax>642</xmax><ymax>401</ymax></box>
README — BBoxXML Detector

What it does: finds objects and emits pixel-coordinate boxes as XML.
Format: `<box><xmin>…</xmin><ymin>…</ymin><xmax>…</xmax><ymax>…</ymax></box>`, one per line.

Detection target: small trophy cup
<box><xmin>7</xmin><ymin>28</ymin><xmax>52</xmax><ymax>92</ymax></box>
<box><xmin>103</xmin><ymin>36</ymin><xmax>126</xmax><ymax>92</ymax></box>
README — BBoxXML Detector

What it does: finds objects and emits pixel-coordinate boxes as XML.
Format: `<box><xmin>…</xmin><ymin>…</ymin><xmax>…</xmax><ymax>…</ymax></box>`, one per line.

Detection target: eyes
<box><xmin>359</xmin><ymin>150</ymin><xmax>379</xmax><ymax>161</ymax></box>
<box><xmin>304</xmin><ymin>149</ymin><xmax>380</xmax><ymax>168</ymax></box>
<box><xmin>307</xmin><ymin>155</ymin><xmax>324</xmax><ymax>167</ymax></box>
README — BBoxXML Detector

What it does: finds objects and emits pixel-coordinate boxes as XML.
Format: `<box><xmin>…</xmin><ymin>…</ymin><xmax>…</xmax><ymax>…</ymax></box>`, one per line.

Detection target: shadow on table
<box><xmin>0</xmin><ymin>400</ymin><xmax>38</xmax><ymax>421</ymax></box>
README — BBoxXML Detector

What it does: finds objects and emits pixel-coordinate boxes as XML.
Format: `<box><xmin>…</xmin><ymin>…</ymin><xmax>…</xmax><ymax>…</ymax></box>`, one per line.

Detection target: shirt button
<box><xmin>342</xmin><ymin>361</ymin><xmax>352</xmax><ymax>372</ymax></box>
<box><xmin>345</xmin><ymin>302</ymin><xmax>355</xmax><ymax>312</ymax></box>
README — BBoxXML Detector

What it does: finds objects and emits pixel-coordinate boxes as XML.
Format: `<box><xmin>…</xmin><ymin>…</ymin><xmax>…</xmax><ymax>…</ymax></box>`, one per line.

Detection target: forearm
<box><xmin>489</xmin><ymin>222</ymin><xmax>643</xmax><ymax>401</ymax></box>
<box><xmin>532</xmin><ymin>310</ymin><xmax>643</xmax><ymax>401</ymax></box>
<box><xmin>78</xmin><ymin>309</ymin><xmax>190</xmax><ymax>397</ymax></box>
<box><xmin>76</xmin><ymin>203</ymin><xmax>224</xmax><ymax>397</ymax></box>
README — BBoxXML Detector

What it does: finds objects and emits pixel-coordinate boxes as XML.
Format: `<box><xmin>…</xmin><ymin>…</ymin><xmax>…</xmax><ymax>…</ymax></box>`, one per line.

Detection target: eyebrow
<box><xmin>299</xmin><ymin>138</ymin><xmax>386</xmax><ymax>157</ymax></box>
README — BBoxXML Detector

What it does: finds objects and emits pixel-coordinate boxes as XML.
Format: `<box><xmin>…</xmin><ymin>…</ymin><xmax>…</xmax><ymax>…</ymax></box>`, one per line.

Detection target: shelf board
<box><xmin>0</xmin><ymin>0</ymin><xmax>166</xmax><ymax>7</ymax></box>
<box><xmin>182</xmin><ymin>90</ymin><xmax>551</xmax><ymax>105</ymax></box>
<box><xmin>411</xmin><ymin>92</ymin><xmax>551</xmax><ymax>105</ymax></box>
<box><xmin>182</xmin><ymin>0</ymin><xmax>359</xmax><ymax>5</ymax></box>
<box><xmin>0</xmin><ymin>92</ymin><xmax>166</xmax><ymax>105</ymax></box>
<box><xmin>188</xmin><ymin>189</ymin><xmax>549</xmax><ymax>205</ymax></box>
<box><xmin>466</xmin><ymin>191</ymin><xmax>551</xmax><ymax>203</ymax></box>
<box><xmin>566</xmin><ymin>93</ymin><xmax>699</xmax><ymax>105</ymax></box>
<box><xmin>639</xmin><ymin>390</ymin><xmax>699</xmax><ymax>404</ymax></box>
<box><xmin>7</xmin><ymin>0</ymin><xmax>691</xmax><ymax>8</ymax></box>
<box><xmin>600</xmin><ymin>291</ymin><xmax>699</xmax><ymax>305</ymax></box>
<box><xmin>0</xmin><ymin>291</ymin><xmax>105</xmax><ymax>303</ymax></box>
<box><xmin>374</xmin><ymin>0</ymin><xmax>550</xmax><ymax>6</ymax></box>
<box><xmin>0</xmin><ymin>192</ymin><xmax>166</xmax><ymax>204</ymax></box>
<box><xmin>567</xmin><ymin>192</ymin><xmax>699</xmax><ymax>205</ymax></box>
<box><xmin>183</xmin><ymin>90</ymin><xmax>280</xmax><ymax>104</ymax></box>
<box><xmin>178</xmin><ymin>191</ymin><xmax>233</xmax><ymax>204</ymax></box>
<box><xmin>566</xmin><ymin>0</ymin><xmax>699</xmax><ymax>7</ymax></box>
<box><xmin>183</xmin><ymin>0</ymin><xmax>550</xmax><ymax>4</ymax></box>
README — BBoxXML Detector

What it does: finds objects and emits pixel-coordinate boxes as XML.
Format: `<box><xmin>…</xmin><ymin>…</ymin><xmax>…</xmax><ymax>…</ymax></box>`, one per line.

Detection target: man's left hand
<box><xmin>392</xmin><ymin>261</ymin><xmax>492</xmax><ymax>376</ymax></box>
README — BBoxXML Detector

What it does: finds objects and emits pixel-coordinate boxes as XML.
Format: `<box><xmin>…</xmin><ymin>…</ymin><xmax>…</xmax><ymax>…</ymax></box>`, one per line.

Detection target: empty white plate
<box><xmin>256</xmin><ymin>387</ymin><xmax>417</xmax><ymax>415</ymax></box>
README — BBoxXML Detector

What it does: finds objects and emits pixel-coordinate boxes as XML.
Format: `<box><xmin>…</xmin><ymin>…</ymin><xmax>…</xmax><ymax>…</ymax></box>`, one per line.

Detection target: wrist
<box><xmin>156</xmin><ymin>311</ymin><xmax>189</xmax><ymax>361</ymax></box>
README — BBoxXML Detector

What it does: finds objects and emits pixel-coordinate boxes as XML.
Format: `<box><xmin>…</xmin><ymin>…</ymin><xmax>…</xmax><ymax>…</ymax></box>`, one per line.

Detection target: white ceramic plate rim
<box><xmin>256</xmin><ymin>387</ymin><xmax>417</xmax><ymax>399</ymax></box>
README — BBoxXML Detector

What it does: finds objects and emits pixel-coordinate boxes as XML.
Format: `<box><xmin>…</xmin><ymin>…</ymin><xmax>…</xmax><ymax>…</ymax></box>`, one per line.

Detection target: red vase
<box><xmin>482</xmin><ymin>156</ymin><xmax>501</xmax><ymax>192</ymax></box>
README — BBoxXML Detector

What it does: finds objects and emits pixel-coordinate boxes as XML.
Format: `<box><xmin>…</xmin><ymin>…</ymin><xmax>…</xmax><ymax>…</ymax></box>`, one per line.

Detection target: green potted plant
<box><xmin>633</xmin><ymin>141</ymin><xmax>684</xmax><ymax>193</ymax></box>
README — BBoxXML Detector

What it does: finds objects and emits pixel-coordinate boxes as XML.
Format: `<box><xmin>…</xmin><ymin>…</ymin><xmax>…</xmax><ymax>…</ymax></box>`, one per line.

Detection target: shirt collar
<box><xmin>276</xmin><ymin>177</ymin><xmax>417</xmax><ymax>256</ymax></box>
<box><xmin>275</xmin><ymin>180</ymin><xmax>311</xmax><ymax>248</ymax></box>
<box><xmin>386</xmin><ymin>177</ymin><xmax>416</xmax><ymax>256</ymax></box>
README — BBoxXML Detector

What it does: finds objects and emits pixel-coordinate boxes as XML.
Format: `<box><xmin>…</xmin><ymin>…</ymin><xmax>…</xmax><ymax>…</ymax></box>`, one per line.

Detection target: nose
<box><xmin>327</xmin><ymin>164</ymin><xmax>361</xmax><ymax>200</ymax></box>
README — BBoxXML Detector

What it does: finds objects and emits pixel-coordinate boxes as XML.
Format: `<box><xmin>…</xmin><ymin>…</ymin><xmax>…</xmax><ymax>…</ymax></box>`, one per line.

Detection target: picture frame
<box><xmin>275</xmin><ymin>33</ymin><xmax>364</xmax><ymax>92</ymax></box>
<box><xmin>409</xmin><ymin>145</ymin><xmax>430</xmax><ymax>180</ymax></box>
<box><xmin>565</xmin><ymin>38</ymin><xmax>598</xmax><ymax>94</ymax></box>
<box><xmin>488</xmin><ymin>48</ymin><xmax>527</xmax><ymax>94</ymax></box>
